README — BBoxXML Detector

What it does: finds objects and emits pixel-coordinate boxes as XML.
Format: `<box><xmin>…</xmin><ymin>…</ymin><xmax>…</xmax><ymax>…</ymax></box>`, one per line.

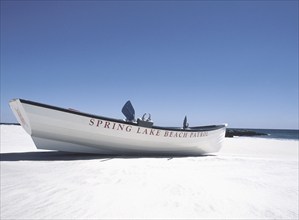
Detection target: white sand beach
<box><xmin>1</xmin><ymin>125</ymin><xmax>298</xmax><ymax>219</ymax></box>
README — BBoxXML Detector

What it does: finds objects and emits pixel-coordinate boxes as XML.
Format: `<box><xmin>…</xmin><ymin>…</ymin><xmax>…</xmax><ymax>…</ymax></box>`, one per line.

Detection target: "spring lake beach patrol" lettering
<box><xmin>89</xmin><ymin>118</ymin><xmax>209</xmax><ymax>138</ymax></box>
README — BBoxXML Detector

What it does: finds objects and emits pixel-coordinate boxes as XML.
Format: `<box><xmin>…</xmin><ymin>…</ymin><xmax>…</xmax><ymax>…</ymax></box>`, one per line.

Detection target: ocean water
<box><xmin>242</xmin><ymin>129</ymin><xmax>299</xmax><ymax>140</ymax></box>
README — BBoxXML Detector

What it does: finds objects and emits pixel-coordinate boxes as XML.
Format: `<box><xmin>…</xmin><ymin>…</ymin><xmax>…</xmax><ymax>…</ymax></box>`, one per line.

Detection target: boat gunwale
<box><xmin>16</xmin><ymin>99</ymin><xmax>226</xmax><ymax>132</ymax></box>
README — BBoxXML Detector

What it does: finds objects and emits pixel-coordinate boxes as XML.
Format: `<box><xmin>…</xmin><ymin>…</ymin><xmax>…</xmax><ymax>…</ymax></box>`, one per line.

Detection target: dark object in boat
<box><xmin>183</xmin><ymin>116</ymin><xmax>189</xmax><ymax>129</ymax></box>
<box><xmin>122</xmin><ymin>100</ymin><xmax>135</xmax><ymax>122</ymax></box>
<box><xmin>225</xmin><ymin>129</ymin><xmax>268</xmax><ymax>138</ymax></box>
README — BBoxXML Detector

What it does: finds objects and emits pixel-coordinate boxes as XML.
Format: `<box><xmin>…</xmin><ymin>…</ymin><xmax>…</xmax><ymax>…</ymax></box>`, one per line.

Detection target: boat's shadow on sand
<box><xmin>0</xmin><ymin>151</ymin><xmax>214</xmax><ymax>161</ymax></box>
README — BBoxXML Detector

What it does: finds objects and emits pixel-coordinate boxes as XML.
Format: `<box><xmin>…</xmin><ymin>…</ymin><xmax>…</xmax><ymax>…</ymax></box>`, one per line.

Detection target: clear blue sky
<box><xmin>1</xmin><ymin>0</ymin><xmax>298</xmax><ymax>129</ymax></box>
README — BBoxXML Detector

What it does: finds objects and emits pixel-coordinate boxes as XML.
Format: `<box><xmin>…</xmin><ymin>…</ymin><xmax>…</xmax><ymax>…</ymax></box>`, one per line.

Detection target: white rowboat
<box><xmin>9</xmin><ymin>99</ymin><xmax>227</xmax><ymax>155</ymax></box>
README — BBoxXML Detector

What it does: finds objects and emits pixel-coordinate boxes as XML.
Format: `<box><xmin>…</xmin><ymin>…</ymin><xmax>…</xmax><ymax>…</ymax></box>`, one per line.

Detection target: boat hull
<box><xmin>9</xmin><ymin>99</ymin><xmax>227</xmax><ymax>155</ymax></box>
